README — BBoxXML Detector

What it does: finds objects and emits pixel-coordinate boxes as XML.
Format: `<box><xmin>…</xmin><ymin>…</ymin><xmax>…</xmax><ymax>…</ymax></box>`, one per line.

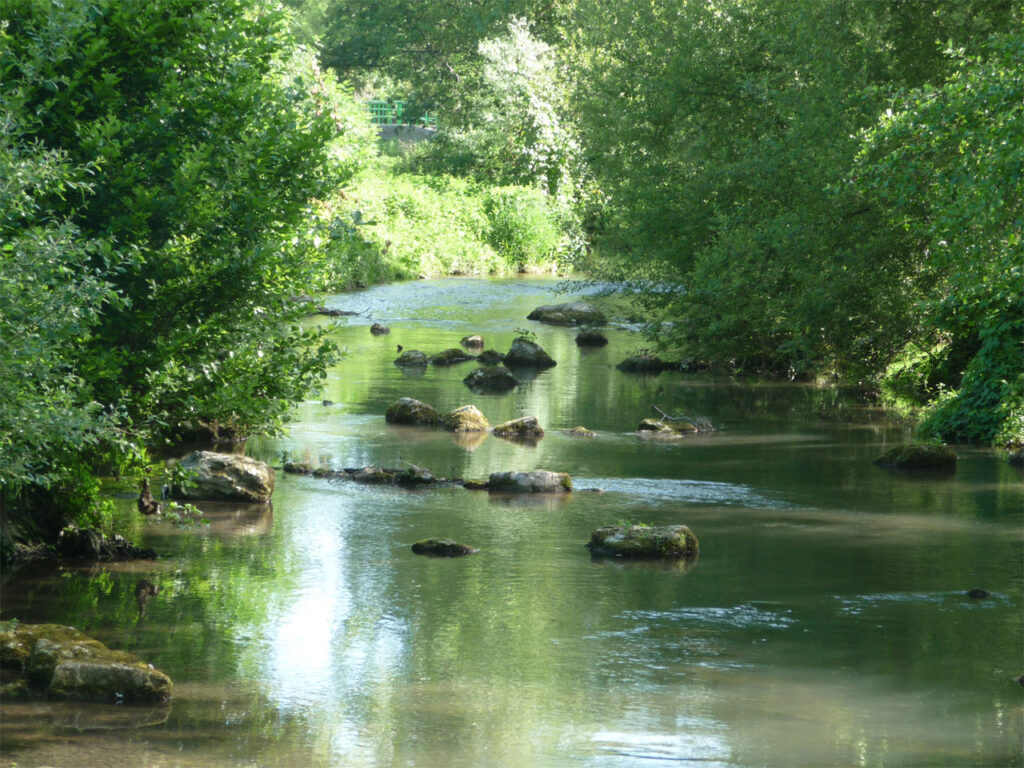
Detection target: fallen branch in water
<box><xmin>652</xmin><ymin>405</ymin><xmax>714</xmax><ymax>432</ymax></box>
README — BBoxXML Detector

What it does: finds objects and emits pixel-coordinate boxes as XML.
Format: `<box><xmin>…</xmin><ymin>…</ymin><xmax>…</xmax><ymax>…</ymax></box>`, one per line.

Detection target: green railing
<box><xmin>366</xmin><ymin>100</ymin><xmax>436</xmax><ymax>128</ymax></box>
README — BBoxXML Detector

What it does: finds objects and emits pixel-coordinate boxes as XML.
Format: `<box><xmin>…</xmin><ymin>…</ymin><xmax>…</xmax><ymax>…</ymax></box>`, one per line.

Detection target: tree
<box><xmin>853</xmin><ymin>32</ymin><xmax>1024</xmax><ymax>443</ymax></box>
<box><xmin>1</xmin><ymin>0</ymin><xmax>373</xmax><ymax>441</ymax></box>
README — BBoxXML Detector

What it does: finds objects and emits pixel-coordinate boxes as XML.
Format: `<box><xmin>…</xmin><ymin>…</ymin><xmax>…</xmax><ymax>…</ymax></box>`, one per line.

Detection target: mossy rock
<box><xmin>504</xmin><ymin>337</ymin><xmax>556</xmax><ymax>369</ymax></box>
<box><xmin>476</xmin><ymin>349</ymin><xmax>506</xmax><ymax>366</ymax></box>
<box><xmin>587</xmin><ymin>524</ymin><xmax>699</xmax><ymax>559</ymax></box>
<box><xmin>411</xmin><ymin>538</ymin><xmax>478</xmax><ymax>557</ymax></box>
<box><xmin>430</xmin><ymin>348</ymin><xmax>476</xmax><ymax>366</ymax></box>
<box><xmin>492</xmin><ymin>416</ymin><xmax>544</xmax><ymax>439</ymax></box>
<box><xmin>445</xmin><ymin>405</ymin><xmax>490</xmax><ymax>432</ymax></box>
<box><xmin>488</xmin><ymin>470</ymin><xmax>572</xmax><ymax>493</ymax></box>
<box><xmin>385</xmin><ymin>397</ymin><xmax>441</xmax><ymax>426</ymax></box>
<box><xmin>575</xmin><ymin>329</ymin><xmax>609</xmax><ymax>347</ymax></box>
<box><xmin>874</xmin><ymin>443</ymin><xmax>958</xmax><ymax>470</ymax></box>
<box><xmin>1</xmin><ymin>622</ymin><xmax>172</xmax><ymax>703</ymax></box>
<box><xmin>637</xmin><ymin>418</ymin><xmax>698</xmax><ymax>435</ymax></box>
<box><xmin>394</xmin><ymin>350</ymin><xmax>429</xmax><ymax>366</ymax></box>
<box><xmin>370</xmin><ymin>323</ymin><xmax>390</xmax><ymax>335</ymax></box>
<box><xmin>563</xmin><ymin>426</ymin><xmax>597</xmax><ymax>438</ymax></box>
<box><xmin>283</xmin><ymin>462</ymin><xmax>313</xmax><ymax>474</ymax></box>
<box><xmin>460</xmin><ymin>334</ymin><xmax>485</xmax><ymax>348</ymax></box>
<box><xmin>464</xmin><ymin>365</ymin><xmax>519</xmax><ymax>394</ymax></box>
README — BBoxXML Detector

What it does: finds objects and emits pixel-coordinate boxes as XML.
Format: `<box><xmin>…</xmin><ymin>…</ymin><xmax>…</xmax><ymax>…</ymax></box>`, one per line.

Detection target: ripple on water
<box><xmin>582</xmin><ymin>476</ymin><xmax>791</xmax><ymax>509</ymax></box>
<box><xmin>623</xmin><ymin>603</ymin><xmax>798</xmax><ymax>631</ymax></box>
<box><xmin>834</xmin><ymin>590</ymin><xmax>1012</xmax><ymax>616</ymax></box>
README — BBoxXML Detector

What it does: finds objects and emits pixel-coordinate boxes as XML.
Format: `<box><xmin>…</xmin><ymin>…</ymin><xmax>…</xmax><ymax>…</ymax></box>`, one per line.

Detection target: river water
<box><xmin>2</xmin><ymin>277</ymin><xmax>1021</xmax><ymax>767</ymax></box>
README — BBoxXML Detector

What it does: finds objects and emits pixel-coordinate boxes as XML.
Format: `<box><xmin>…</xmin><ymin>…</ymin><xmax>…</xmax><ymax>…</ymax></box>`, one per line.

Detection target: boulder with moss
<box><xmin>563</xmin><ymin>426</ymin><xmax>597</xmax><ymax>438</ymax></box>
<box><xmin>430</xmin><ymin>348</ymin><xmax>476</xmax><ymax>366</ymax></box>
<box><xmin>575</xmin><ymin>329</ymin><xmax>609</xmax><ymax>347</ymax></box>
<box><xmin>617</xmin><ymin>355</ymin><xmax>673</xmax><ymax>373</ymax></box>
<box><xmin>488</xmin><ymin>470</ymin><xmax>572</xmax><ymax>494</ymax></box>
<box><xmin>587</xmin><ymin>524</ymin><xmax>699</xmax><ymax>559</ymax></box>
<box><xmin>527</xmin><ymin>302</ymin><xmax>606</xmax><ymax>326</ymax></box>
<box><xmin>445</xmin><ymin>405</ymin><xmax>490</xmax><ymax>432</ymax></box>
<box><xmin>874</xmin><ymin>443</ymin><xmax>958</xmax><ymax>470</ymax></box>
<box><xmin>394</xmin><ymin>350</ymin><xmax>429</xmax><ymax>366</ymax></box>
<box><xmin>504</xmin><ymin>337</ymin><xmax>556</xmax><ymax>369</ymax></box>
<box><xmin>1</xmin><ymin>621</ymin><xmax>172</xmax><ymax>703</ymax></box>
<box><xmin>175</xmin><ymin>451</ymin><xmax>274</xmax><ymax>503</ymax></box>
<box><xmin>492</xmin><ymin>417</ymin><xmax>544</xmax><ymax>440</ymax></box>
<box><xmin>460</xmin><ymin>334</ymin><xmax>485</xmax><ymax>348</ymax></box>
<box><xmin>476</xmin><ymin>349</ymin><xmax>506</xmax><ymax>366</ymax></box>
<box><xmin>637</xmin><ymin>418</ymin><xmax>699</xmax><ymax>436</ymax></box>
<box><xmin>385</xmin><ymin>397</ymin><xmax>442</xmax><ymax>426</ymax></box>
<box><xmin>464</xmin><ymin>365</ymin><xmax>519</xmax><ymax>394</ymax></box>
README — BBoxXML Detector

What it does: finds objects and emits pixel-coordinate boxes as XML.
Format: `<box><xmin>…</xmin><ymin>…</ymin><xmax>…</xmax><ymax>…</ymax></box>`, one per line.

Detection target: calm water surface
<box><xmin>2</xmin><ymin>277</ymin><xmax>1022</xmax><ymax>767</ymax></box>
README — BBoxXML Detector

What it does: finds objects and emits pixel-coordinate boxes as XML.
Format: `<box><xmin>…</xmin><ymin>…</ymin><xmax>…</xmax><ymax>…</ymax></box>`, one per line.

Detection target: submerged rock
<box><xmin>176</xmin><ymin>451</ymin><xmax>274</xmax><ymax>503</ymax></box>
<box><xmin>1</xmin><ymin>621</ymin><xmax>172</xmax><ymax>703</ymax></box>
<box><xmin>587</xmin><ymin>524</ymin><xmax>699</xmax><ymax>559</ymax></box>
<box><xmin>445</xmin><ymin>405</ymin><xmax>490</xmax><ymax>432</ymax></box>
<box><xmin>370</xmin><ymin>323</ymin><xmax>390</xmax><ymax>335</ymax></box>
<box><xmin>411</xmin><ymin>538</ymin><xmax>478</xmax><ymax>557</ymax></box>
<box><xmin>430</xmin><ymin>348</ymin><xmax>476</xmax><ymax>366</ymax></box>
<box><xmin>617</xmin><ymin>355</ymin><xmax>672</xmax><ymax>373</ymax></box>
<box><xmin>873</xmin><ymin>443</ymin><xmax>958</xmax><ymax>470</ymax></box>
<box><xmin>488</xmin><ymin>470</ymin><xmax>572</xmax><ymax>494</ymax></box>
<box><xmin>563</xmin><ymin>426</ymin><xmax>597</xmax><ymax>438</ymax></box>
<box><xmin>460</xmin><ymin>334</ymin><xmax>485</xmax><ymax>348</ymax></box>
<box><xmin>394</xmin><ymin>349</ymin><xmax>429</xmax><ymax>366</ymax></box>
<box><xmin>464</xmin><ymin>365</ymin><xmax>519</xmax><ymax>394</ymax></box>
<box><xmin>492</xmin><ymin>417</ymin><xmax>544</xmax><ymax>440</ymax></box>
<box><xmin>385</xmin><ymin>397</ymin><xmax>442</xmax><ymax>426</ymax></box>
<box><xmin>504</xmin><ymin>337</ymin><xmax>556</xmax><ymax>369</ymax></box>
<box><xmin>527</xmin><ymin>302</ymin><xmax>606</xmax><ymax>326</ymax></box>
<box><xmin>575</xmin><ymin>329</ymin><xmax>609</xmax><ymax>347</ymax></box>
<box><xmin>476</xmin><ymin>349</ymin><xmax>506</xmax><ymax>366</ymax></box>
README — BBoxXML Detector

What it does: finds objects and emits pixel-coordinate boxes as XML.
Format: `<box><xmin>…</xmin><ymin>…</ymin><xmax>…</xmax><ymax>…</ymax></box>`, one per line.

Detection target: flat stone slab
<box><xmin>527</xmin><ymin>302</ymin><xmax>606</xmax><ymax>326</ymax></box>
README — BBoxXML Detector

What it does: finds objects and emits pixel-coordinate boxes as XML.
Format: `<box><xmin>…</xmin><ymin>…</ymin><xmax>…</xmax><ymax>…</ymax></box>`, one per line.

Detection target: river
<box><xmin>2</xmin><ymin>277</ymin><xmax>1021</xmax><ymax>767</ymax></box>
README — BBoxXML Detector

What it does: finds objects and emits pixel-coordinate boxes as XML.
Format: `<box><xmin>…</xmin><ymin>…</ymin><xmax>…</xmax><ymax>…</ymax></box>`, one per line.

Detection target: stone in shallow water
<box><xmin>527</xmin><ymin>302</ymin><xmax>606</xmax><ymax>326</ymax></box>
<box><xmin>176</xmin><ymin>451</ymin><xmax>274</xmax><ymax>503</ymax></box>
<box><xmin>385</xmin><ymin>397</ymin><xmax>441</xmax><ymax>426</ymax></box>
<box><xmin>445</xmin><ymin>405</ymin><xmax>490</xmax><ymax>432</ymax></box>
<box><xmin>411</xmin><ymin>538</ymin><xmax>478</xmax><ymax>557</ymax></box>
<box><xmin>488</xmin><ymin>470</ymin><xmax>571</xmax><ymax>493</ymax></box>
<box><xmin>586</xmin><ymin>524</ymin><xmax>699</xmax><ymax>559</ymax></box>
<box><xmin>504</xmin><ymin>338</ymin><xmax>556</xmax><ymax>369</ymax></box>
<box><xmin>1</xmin><ymin>622</ymin><xmax>172</xmax><ymax>704</ymax></box>
<box><xmin>464</xmin><ymin>365</ymin><xmax>519</xmax><ymax>394</ymax></box>
<box><xmin>492</xmin><ymin>416</ymin><xmax>544</xmax><ymax>440</ymax></box>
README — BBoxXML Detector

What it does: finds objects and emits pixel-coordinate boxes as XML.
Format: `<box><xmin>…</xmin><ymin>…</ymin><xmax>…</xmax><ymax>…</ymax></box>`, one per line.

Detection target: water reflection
<box><xmin>2</xmin><ymin>277</ymin><xmax>1020</xmax><ymax>768</ymax></box>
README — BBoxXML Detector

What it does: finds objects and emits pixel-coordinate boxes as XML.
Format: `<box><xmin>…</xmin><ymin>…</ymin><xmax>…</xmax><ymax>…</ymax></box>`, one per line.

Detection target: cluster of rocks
<box><xmin>384</xmin><ymin>397</ymin><xmax>545</xmax><ymax>443</ymax></box>
<box><xmin>56</xmin><ymin>526</ymin><xmax>158</xmax><ymax>562</ymax></box>
<box><xmin>1</xmin><ymin>621</ymin><xmax>172</xmax><ymax>704</ymax></box>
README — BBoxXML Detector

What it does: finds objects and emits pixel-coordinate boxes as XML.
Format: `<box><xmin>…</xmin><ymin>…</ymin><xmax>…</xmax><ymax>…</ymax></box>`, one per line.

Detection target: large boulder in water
<box><xmin>504</xmin><ymin>337</ymin><xmax>556</xmax><ymax>369</ymax></box>
<box><xmin>464</xmin><ymin>365</ymin><xmax>519</xmax><ymax>394</ymax></box>
<box><xmin>385</xmin><ymin>397</ymin><xmax>442</xmax><ymax>426</ymax></box>
<box><xmin>587</xmin><ymin>524</ymin><xmax>699</xmax><ymax>559</ymax></box>
<box><xmin>874</xmin><ymin>443</ymin><xmax>957</xmax><ymax>470</ymax></box>
<box><xmin>527</xmin><ymin>302</ymin><xmax>606</xmax><ymax>326</ymax></box>
<box><xmin>445</xmin><ymin>405</ymin><xmax>490</xmax><ymax>432</ymax></box>
<box><xmin>1</xmin><ymin>621</ymin><xmax>172</xmax><ymax>703</ymax></box>
<box><xmin>575</xmin><ymin>329</ymin><xmax>609</xmax><ymax>347</ymax></box>
<box><xmin>488</xmin><ymin>470</ymin><xmax>572</xmax><ymax>493</ymax></box>
<box><xmin>430</xmin><ymin>348</ymin><xmax>476</xmax><ymax>366</ymax></box>
<box><xmin>492</xmin><ymin>416</ymin><xmax>544</xmax><ymax>440</ymax></box>
<box><xmin>394</xmin><ymin>350</ymin><xmax>429</xmax><ymax>367</ymax></box>
<box><xmin>176</xmin><ymin>451</ymin><xmax>274</xmax><ymax>503</ymax></box>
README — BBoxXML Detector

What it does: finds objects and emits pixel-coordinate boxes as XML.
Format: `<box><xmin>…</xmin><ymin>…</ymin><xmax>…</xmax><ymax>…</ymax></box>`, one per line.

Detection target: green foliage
<box><xmin>1</xmin><ymin>0</ymin><xmax>373</xmax><ymax>441</ymax></box>
<box><xmin>855</xmin><ymin>32</ymin><xmax>1023</xmax><ymax>444</ymax></box>
<box><xmin>483</xmin><ymin>186</ymin><xmax>562</xmax><ymax>271</ymax></box>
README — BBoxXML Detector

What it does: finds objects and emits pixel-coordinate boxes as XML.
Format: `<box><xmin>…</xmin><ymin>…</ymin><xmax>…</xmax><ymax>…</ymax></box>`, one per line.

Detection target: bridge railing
<box><xmin>366</xmin><ymin>100</ymin><xmax>436</xmax><ymax>128</ymax></box>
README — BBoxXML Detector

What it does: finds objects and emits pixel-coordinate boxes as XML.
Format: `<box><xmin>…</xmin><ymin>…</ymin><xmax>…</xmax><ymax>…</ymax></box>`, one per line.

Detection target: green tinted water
<box><xmin>2</xmin><ymin>278</ymin><xmax>1021</xmax><ymax>767</ymax></box>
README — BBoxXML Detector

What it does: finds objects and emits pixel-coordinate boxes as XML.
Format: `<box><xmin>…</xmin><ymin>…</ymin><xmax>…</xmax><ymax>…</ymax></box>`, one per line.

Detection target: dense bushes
<box><xmin>0</xmin><ymin>0</ymin><xmax>373</xmax><ymax>550</ymax></box>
